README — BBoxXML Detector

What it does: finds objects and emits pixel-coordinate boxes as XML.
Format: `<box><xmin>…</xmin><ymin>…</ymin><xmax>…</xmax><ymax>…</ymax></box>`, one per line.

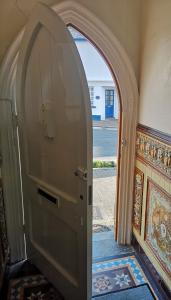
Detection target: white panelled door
<box><xmin>16</xmin><ymin>3</ymin><xmax>92</xmax><ymax>300</ymax></box>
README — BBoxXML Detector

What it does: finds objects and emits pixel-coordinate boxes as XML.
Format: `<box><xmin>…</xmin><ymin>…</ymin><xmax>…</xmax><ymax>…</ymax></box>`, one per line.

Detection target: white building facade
<box><xmin>69</xmin><ymin>27</ymin><xmax>119</xmax><ymax>120</ymax></box>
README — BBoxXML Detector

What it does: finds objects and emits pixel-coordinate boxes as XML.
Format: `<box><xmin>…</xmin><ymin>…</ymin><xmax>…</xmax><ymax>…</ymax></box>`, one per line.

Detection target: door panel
<box><xmin>105</xmin><ymin>89</ymin><xmax>114</xmax><ymax>118</ymax></box>
<box><xmin>16</xmin><ymin>4</ymin><xmax>92</xmax><ymax>300</ymax></box>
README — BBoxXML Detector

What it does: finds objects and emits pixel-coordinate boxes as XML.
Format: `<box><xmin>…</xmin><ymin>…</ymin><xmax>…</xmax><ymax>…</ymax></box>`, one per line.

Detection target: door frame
<box><xmin>0</xmin><ymin>0</ymin><xmax>138</xmax><ymax>261</ymax></box>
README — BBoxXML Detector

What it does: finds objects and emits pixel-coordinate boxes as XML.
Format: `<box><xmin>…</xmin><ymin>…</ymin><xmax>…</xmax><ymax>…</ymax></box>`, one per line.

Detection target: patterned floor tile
<box><xmin>8</xmin><ymin>274</ymin><xmax>63</xmax><ymax>300</ymax></box>
<box><xmin>92</xmin><ymin>284</ymin><xmax>156</xmax><ymax>300</ymax></box>
<box><xmin>92</xmin><ymin>255</ymin><xmax>147</xmax><ymax>297</ymax></box>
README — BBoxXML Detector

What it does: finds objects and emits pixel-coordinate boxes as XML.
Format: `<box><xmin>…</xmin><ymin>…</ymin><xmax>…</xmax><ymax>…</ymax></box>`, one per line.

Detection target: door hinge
<box><xmin>12</xmin><ymin>113</ymin><xmax>19</xmax><ymax>128</ymax></box>
<box><xmin>121</xmin><ymin>138</ymin><xmax>127</xmax><ymax>147</ymax></box>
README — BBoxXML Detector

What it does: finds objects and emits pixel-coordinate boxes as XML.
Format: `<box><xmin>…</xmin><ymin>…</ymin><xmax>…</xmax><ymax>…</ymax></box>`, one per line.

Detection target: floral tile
<box><xmin>92</xmin><ymin>255</ymin><xmax>147</xmax><ymax>296</ymax></box>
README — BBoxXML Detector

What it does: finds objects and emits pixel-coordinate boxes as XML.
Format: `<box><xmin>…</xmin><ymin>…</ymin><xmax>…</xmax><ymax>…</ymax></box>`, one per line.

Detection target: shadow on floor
<box><xmin>93</xmin><ymin>231</ymin><xmax>134</xmax><ymax>261</ymax></box>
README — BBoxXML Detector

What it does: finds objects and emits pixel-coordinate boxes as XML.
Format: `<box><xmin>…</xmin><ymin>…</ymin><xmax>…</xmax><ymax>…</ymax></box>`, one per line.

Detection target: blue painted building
<box><xmin>69</xmin><ymin>27</ymin><xmax>119</xmax><ymax>120</ymax></box>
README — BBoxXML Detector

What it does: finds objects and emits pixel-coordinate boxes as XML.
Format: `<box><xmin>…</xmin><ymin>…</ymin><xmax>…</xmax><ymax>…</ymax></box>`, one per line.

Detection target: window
<box><xmin>105</xmin><ymin>89</ymin><xmax>114</xmax><ymax>106</ymax></box>
<box><xmin>89</xmin><ymin>87</ymin><xmax>94</xmax><ymax>106</ymax></box>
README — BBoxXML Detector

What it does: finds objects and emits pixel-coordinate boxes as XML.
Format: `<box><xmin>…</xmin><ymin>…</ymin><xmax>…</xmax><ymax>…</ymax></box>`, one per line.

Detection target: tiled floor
<box><xmin>93</xmin><ymin>231</ymin><xmax>134</xmax><ymax>260</ymax></box>
<box><xmin>92</xmin><ymin>284</ymin><xmax>155</xmax><ymax>300</ymax></box>
<box><xmin>8</xmin><ymin>274</ymin><xmax>62</xmax><ymax>300</ymax></box>
<box><xmin>3</xmin><ymin>236</ymin><xmax>168</xmax><ymax>300</ymax></box>
<box><xmin>93</xmin><ymin>255</ymin><xmax>147</xmax><ymax>285</ymax></box>
<box><xmin>92</xmin><ymin>255</ymin><xmax>147</xmax><ymax>297</ymax></box>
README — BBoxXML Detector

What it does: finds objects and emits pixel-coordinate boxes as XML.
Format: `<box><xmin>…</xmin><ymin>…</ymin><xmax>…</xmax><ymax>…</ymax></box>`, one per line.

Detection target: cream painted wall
<box><xmin>139</xmin><ymin>0</ymin><xmax>171</xmax><ymax>134</ymax></box>
<box><xmin>0</xmin><ymin>0</ymin><xmax>141</xmax><ymax>80</ymax></box>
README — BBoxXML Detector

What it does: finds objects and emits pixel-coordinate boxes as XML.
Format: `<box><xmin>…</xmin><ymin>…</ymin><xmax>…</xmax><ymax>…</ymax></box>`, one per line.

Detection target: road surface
<box><xmin>93</xmin><ymin>127</ymin><xmax>118</xmax><ymax>159</ymax></box>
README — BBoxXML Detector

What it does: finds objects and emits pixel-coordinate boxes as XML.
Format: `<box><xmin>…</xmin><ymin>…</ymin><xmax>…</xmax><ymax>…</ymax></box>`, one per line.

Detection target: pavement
<box><xmin>93</xmin><ymin>168</ymin><xmax>116</xmax><ymax>178</ymax></box>
<box><xmin>92</xmin><ymin>120</ymin><xmax>118</xmax><ymax>241</ymax></box>
<box><xmin>93</xmin><ymin>118</ymin><xmax>118</xmax><ymax>128</ymax></box>
<box><xmin>93</xmin><ymin>168</ymin><xmax>116</xmax><ymax>228</ymax></box>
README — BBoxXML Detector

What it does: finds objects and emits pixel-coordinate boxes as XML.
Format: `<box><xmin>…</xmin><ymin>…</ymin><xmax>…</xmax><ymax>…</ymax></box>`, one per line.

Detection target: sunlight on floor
<box><xmin>93</xmin><ymin>168</ymin><xmax>116</xmax><ymax>228</ymax></box>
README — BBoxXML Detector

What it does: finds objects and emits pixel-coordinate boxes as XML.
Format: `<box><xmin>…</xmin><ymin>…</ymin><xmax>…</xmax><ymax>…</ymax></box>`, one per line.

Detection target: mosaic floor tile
<box><xmin>93</xmin><ymin>284</ymin><xmax>156</xmax><ymax>300</ymax></box>
<box><xmin>8</xmin><ymin>274</ymin><xmax>63</xmax><ymax>300</ymax></box>
<box><xmin>92</xmin><ymin>255</ymin><xmax>147</xmax><ymax>297</ymax></box>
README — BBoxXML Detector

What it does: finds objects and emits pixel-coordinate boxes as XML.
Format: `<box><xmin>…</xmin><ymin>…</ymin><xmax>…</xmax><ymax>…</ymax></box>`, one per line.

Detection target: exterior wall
<box><xmin>114</xmin><ymin>93</ymin><xmax>119</xmax><ymax>119</ymax></box>
<box><xmin>72</xmin><ymin>32</ymin><xmax>119</xmax><ymax>120</ymax></box>
<box><xmin>89</xmin><ymin>83</ymin><xmax>105</xmax><ymax>120</ymax></box>
<box><xmin>88</xmin><ymin>81</ymin><xmax>119</xmax><ymax>120</ymax></box>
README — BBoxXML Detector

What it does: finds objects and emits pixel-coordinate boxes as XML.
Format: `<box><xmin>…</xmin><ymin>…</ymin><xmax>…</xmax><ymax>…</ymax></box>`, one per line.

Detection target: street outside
<box><xmin>92</xmin><ymin>122</ymin><xmax>118</xmax><ymax>231</ymax></box>
<box><xmin>93</xmin><ymin>127</ymin><xmax>118</xmax><ymax>160</ymax></box>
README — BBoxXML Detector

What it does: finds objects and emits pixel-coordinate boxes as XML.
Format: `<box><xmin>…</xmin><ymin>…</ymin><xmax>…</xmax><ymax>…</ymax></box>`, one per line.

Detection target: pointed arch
<box><xmin>53</xmin><ymin>0</ymin><xmax>139</xmax><ymax>243</ymax></box>
<box><xmin>0</xmin><ymin>1</ymin><xmax>138</xmax><ymax>262</ymax></box>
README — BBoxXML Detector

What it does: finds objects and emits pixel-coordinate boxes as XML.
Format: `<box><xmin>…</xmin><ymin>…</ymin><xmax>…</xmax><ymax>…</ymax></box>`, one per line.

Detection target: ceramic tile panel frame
<box><xmin>145</xmin><ymin>178</ymin><xmax>171</xmax><ymax>276</ymax></box>
<box><xmin>132</xmin><ymin>167</ymin><xmax>144</xmax><ymax>234</ymax></box>
<box><xmin>134</xmin><ymin>123</ymin><xmax>171</xmax><ymax>290</ymax></box>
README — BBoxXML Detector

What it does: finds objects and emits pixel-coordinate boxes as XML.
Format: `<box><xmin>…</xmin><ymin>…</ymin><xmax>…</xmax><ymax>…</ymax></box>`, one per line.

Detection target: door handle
<box><xmin>74</xmin><ymin>167</ymin><xmax>87</xmax><ymax>181</ymax></box>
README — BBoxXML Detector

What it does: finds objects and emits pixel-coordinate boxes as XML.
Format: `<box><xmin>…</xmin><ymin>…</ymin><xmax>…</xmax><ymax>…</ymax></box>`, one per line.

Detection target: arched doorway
<box><xmin>0</xmin><ymin>1</ymin><xmax>138</xmax><ymax>263</ymax></box>
<box><xmin>53</xmin><ymin>1</ymin><xmax>139</xmax><ymax>245</ymax></box>
<box><xmin>68</xmin><ymin>25</ymin><xmax>120</xmax><ymax>257</ymax></box>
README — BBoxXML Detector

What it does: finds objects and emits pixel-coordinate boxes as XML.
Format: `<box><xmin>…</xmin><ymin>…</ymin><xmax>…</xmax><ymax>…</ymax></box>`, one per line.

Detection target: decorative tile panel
<box><xmin>136</xmin><ymin>125</ymin><xmax>171</xmax><ymax>179</ymax></box>
<box><xmin>145</xmin><ymin>179</ymin><xmax>171</xmax><ymax>276</ymax></box>
<box><xmin>133</xmin><ymin>168</ymin><xmax>144</xmax><ymax>234</ymax></box>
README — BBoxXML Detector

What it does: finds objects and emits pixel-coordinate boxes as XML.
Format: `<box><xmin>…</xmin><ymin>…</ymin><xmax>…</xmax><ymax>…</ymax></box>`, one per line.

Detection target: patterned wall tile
<box><xmin>145</xmin><ymin>179</ymin><xmax>171</xmax><ymax>276</ymax></box>
<box><xmin>136</xmin><ymin>126</ymin><xmax>171</xmax><ymax>179</ymax></box>
<box><xmin>133</xmin><ymin>168</ymin><xmax>144</xmax><ymax>234</ymax></box>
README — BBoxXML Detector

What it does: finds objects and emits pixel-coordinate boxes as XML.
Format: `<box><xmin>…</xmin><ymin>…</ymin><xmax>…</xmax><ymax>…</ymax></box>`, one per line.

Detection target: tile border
<box><xmin>136</xmin><ymin>124</ymin><xmax>171</xmax><ymax>180</ymax></box>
